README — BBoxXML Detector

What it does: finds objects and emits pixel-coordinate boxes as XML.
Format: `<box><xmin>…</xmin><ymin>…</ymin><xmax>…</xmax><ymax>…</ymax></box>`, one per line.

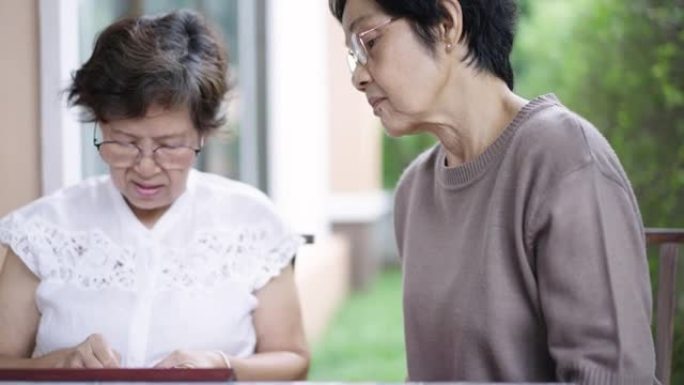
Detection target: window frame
<box><xmin>39</xmin><ymin>0</ymin><xmax>83</xmax><ymax>195</ymax></box>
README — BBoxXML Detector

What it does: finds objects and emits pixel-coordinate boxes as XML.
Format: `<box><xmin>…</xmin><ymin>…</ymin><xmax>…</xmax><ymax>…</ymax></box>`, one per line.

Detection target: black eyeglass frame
<box><xmin>92</xmin><ymin>124</ymin><xmax>203</xmax><ymax>163</ymax></box>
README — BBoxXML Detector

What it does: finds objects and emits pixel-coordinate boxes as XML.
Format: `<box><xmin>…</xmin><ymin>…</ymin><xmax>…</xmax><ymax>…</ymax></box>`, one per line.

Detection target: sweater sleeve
<box><xmin>528</xmin><ymin>162</ymin><xmax>658</xmax><ymax>385</ymax></box>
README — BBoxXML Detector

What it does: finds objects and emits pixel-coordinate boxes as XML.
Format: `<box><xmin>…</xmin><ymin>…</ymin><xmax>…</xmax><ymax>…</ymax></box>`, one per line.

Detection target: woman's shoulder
<box><xmin>193</xmin><ymin>170</ymin><xmax>272</xmax><ymax>203</ymax></box>
<box><xmin>510</xmin><ymin>95</ymin><xmax>631</xmax><ymax>193</ymax></box>
<box><xmin>393</xmin><ymin>144</ymin><xmax>441</xmax><ymax>206</ymax></box>
<box><xmin>515</xmin><ymin>98</ymin><xmax>589</xmax><ymax>160</ymax></box>
<box><xmin>0</xmin><ymin>176</ymin><xmax>116</xmax><ymax>275</ymax></box>
<box><xmin>396</xmin><ymin>144</ymin><xmax>440</xmax><ymax>189</ymax></box>
<box><xmin>1</xmin><ymin>175</ymin><xmax>113</xmax><ymax>224</ymax></box>
<box><xmin>187</xmin><ymin>171</ymin><xmax>301</xmax><ymax>292</ymax></box>
<box><xmin>190</xmin><ymin>170</ymin><xmax>282</xmax><ymax>220</ymax></box>
<box><xmin>513</xmin><ymin>96</ymin><xmax>619</xmax><ymax>174</ymax></box>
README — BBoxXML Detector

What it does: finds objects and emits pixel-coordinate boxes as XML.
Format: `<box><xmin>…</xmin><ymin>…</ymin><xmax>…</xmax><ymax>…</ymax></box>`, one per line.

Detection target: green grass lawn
<box><xmin>308</xmin><ymin>267</ymin><xmax>406</xmax><ymax>381</ymax></box>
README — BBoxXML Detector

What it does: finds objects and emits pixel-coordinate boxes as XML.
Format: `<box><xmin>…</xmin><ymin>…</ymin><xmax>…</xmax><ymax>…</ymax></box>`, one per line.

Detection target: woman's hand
<box><xmin>153</xmin><ymin>350</ymin><xmax>228</xmax><ymax>369</ymax></box>
<box><xmin>51</xmin><ymin>333</ymin><xmax>121</xmax><ymax>368</ymax></box>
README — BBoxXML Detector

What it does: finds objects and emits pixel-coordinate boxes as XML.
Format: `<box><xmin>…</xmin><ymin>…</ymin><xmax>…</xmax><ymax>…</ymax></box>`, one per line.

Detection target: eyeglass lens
<box><xmin>98</xmin><ymin>143</ymin><xmax>196</xmax><ymax>170</ymax></box>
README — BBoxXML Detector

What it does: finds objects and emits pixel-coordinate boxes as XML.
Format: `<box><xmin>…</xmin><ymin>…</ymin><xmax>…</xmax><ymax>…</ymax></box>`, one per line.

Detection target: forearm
<box><xmin>0</xmin><ymin>350</ymin><xmax>68</xmax><ymax>369</ymax></box>
<box><xmin>0</xmin><ymin>355</ymin><xmax>33</xmax><ymax>369</ymax></box>
<box><xmin>228</xmin><ymin>350</ymin><xmax>309</xmax><ymax>381</ymax></box>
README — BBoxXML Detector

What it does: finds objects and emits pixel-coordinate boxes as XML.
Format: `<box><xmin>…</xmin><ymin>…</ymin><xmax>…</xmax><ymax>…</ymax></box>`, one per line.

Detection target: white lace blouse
<box><xmin>0</xmin><ymin>170</ymin><xmax>302</xmax><ymax>367</ymax></box>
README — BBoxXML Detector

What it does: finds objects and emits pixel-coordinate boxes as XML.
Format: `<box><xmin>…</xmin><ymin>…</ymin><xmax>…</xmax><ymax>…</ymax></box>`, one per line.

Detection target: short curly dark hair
<box><xmin>329</xmin><ymin>0</ymin><xmax>517</xmax><ymax>90</ymax></box>
<box><xmin>68</xmin><ymin>10</ymin><xmax>229</xmax><ymax>134</ymax></box>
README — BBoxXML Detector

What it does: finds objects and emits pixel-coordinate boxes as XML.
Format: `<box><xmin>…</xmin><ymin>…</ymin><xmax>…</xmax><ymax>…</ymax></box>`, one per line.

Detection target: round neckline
<box><xmin>436</xmin><ymin>94</ymin><xmax>559</xmax><ymax>188</ymax></box>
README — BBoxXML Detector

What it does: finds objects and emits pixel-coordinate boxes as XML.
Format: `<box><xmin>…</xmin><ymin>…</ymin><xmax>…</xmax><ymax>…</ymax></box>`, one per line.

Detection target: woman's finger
<box><xmin>89</xmin><ymin>335</ymin><xmax>120</xmax><ymax>368</ymax></box>
<box><xmin>66</xmin><ymin>353</ymin><xmax>85</xmax><ymax>369</ymax></box>
<box><xmin>153</xmin><ymin>350</ymin><xmax>197</xmax><ymax>368</ymax></box>
<box><xmin>78</xmin><ymin>345</ymin><xmax>105</xmax><ymax>369</ymax></box>
<box><xmin>153</xmin><ymin>355</ymin><xmax>177</xmax><ymax>368</ymax></box>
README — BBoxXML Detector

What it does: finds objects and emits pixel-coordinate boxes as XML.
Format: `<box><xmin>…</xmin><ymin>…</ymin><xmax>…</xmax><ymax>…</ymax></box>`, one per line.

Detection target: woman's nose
<box><xmin>133</xmin><ymin>150</ymin><xmax>162</xmax><ymax>176</ymax></box>
<box><xmin>351</xmin><ymin>64</ymin><xmax>371</xmax><ymax>91</ymax></box>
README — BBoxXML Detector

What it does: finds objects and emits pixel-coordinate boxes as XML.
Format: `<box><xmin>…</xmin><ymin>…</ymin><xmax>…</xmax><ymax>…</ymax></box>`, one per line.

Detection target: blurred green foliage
<box><xmin>513</xmin><ymin>0</ymin><xmax>683</xmax><ymax>230</ymax></box>
<box><xmin>381</xmin><ymin>0</ymin><xmax>683</xmax><ymax>382</ymax></box>
<box><xmin>382</xmin><ymin>133</ymin><xmax>436</xmax><ymax>188</ymax></box>
<box><xmin>308</xmin><ymin>268</ymin><xmax>406</xmax><ymax>381</ymax></box>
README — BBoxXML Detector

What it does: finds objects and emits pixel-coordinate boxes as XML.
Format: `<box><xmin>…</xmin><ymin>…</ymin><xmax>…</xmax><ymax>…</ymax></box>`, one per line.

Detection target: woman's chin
<box><xmin>377</xmin><ymin>110</ymin><xmax>419</xmax><ymax>137</ymax></box>
<box><xmin>383</xmin><ymin>127</ymin><xmax>404</xmax><ymax>138</ymax></box>
<box><xmin>382</xmin><ymin>120</ymin><xmax>417</xmax><ymax>138</ymax></box>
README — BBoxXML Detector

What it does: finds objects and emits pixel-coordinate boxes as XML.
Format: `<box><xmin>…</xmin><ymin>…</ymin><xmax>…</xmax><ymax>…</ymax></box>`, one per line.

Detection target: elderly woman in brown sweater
<box><xmin>329</xmin><ymin>0</ymin><xmax>657</xmax><ymax>384</ymax></box>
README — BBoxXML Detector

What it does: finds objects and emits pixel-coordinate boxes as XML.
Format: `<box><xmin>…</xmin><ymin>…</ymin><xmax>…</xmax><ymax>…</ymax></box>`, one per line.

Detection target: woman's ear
<box><xmin>439</xmin><ymin>0</ymin><xmax>463</xmax><ymax>51</ymax></box>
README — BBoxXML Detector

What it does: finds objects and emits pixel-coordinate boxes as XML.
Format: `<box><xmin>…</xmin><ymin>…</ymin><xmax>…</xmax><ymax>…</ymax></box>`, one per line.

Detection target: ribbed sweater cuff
<box><xmin>568</xmin><ymin>363</ymin><xmax>659</xmax><ymax>385</ymax></box>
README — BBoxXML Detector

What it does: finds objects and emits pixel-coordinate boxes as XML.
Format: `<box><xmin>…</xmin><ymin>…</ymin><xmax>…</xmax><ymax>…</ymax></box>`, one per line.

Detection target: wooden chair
<box><xmin>646</xmin><ymin>228</ymin><xmax>684</xmax><ymax>385</ymax></box>
<box><xmin>301</xmin><ymin>234</ymin><xmax>315</xmax><ymax>245</ymax></box>
<box><xmin>290</xmin><ymin>234</ymin><xmax>315</xmax><ymax>267</ymax></box>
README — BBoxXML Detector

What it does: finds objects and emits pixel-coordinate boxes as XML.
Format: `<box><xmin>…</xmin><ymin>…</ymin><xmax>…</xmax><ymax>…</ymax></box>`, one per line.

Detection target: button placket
<box><xmin>125</xmin><ymin>238</ymin><xmax>160</xmax><ymax>367</ymax></box>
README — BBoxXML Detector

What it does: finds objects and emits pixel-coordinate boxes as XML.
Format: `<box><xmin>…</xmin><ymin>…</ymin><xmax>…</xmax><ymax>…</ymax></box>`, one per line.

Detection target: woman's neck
<box><xmin>128</xmin><ymin>201</ymin><xmax>169</xmax><ymax>229</ymax></box>
<box><xmin>427</xmin><ymin>77</ymin><xmax>528</xmax><ymax>167</ymax></box>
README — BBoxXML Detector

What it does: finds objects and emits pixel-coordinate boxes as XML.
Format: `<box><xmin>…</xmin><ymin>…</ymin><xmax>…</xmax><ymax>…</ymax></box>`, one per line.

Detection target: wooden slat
<box><xmin>0</xmin><ymin>368</ymin><xmax>234</xmax><ymax>382</ymax></box>
<box><xmin>645</xmin><ymin>228</ymin><xmax>683</xmax><ymax>385</ymax></box>
<box><xmin>654</xmin><ymin>243</ymin><xmax>678</xmax><ymax>385</ymax></box>
<box><xmin>646</xmin><ymin>228</ymin><xmax>684</xmax><ymax>244</ymax></box>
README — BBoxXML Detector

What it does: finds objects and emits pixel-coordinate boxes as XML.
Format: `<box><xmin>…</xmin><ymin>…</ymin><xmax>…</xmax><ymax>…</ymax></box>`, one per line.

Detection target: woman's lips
<box><xmin>368</xmin><ymin>97</ymin><xmax>386</xmax><ymax>115</ymax></box>
<box><xmin>368</xmin><ymin>97</ymin><xmax>385</xmax><ymax>109</ymax></box>
<box><xmin>133</xmin><ymin>182</ymin><xmax>163</xmax><ymax>197</ymax></box>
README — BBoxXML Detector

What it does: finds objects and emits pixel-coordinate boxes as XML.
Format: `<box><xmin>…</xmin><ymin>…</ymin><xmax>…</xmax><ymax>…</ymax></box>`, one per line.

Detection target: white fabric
<box><xmin>0</xmin><ymin>169</ymin><xmax>303</xmax><ymax>367</ymax></box>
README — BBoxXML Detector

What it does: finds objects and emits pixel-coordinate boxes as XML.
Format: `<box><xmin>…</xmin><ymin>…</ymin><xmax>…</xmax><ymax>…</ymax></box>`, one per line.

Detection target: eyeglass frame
<box><xmin>347</xmin><ymin>17</ymin><xmax>400</xmax><ymax>74</ymax></box>
<box><xmin>92</xmin><ymin>124</ymin><xmax>203</xmax><ymax>169</ymax></box>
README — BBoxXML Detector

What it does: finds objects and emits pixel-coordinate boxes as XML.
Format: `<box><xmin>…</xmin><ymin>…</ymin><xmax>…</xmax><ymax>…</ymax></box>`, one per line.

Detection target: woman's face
<box><xmin>342</xmin><ymin>0</ymin><xmax>453</xmax><ymax>137</ymax></box>
<box><xmin>99</xmin><ymin>106</ymin><xmax>200</xmax><ymax>224</ymax></box>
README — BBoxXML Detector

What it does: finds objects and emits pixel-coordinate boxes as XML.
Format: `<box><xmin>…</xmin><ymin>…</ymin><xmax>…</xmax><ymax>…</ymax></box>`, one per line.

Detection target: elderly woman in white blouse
<box><xmin>0</xmin><ymin>10</ymin><xmax>309</xmax><ymax>380</ymax></box>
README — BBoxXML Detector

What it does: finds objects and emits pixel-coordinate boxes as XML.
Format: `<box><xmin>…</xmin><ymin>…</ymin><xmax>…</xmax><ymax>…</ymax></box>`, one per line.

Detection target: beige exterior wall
<box><xmin>295</xmin><ymin>234</ymin><xmax>350</xmax><ymax>344</ymax></box>
<box><xmin>0</xmin><ymin>0</ymin><xmax>41</xmax><ymax>218</ymax></box>
<box><xmin>327</xmin><ymin>14</ymin><xmax>382</xmax><ymax>193</ymax></box>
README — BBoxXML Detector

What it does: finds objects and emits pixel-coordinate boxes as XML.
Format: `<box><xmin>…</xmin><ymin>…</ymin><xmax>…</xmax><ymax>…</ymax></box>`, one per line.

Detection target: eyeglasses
<box><xmin>347</xmin><ymin>17</ymin><xmax>399</xmax><ymax>73</ymax></box>
<box><xmin>93</xmin><ymin>125</ymin><xmax>202</xmax><ymax>170</ymax></box>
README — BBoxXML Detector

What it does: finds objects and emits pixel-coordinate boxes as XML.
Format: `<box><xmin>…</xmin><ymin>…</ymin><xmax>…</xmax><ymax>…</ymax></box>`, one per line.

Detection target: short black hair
<box><xmin>329</xmin><ymin>0</ymin><xmax>517</xmax><ymax>90</ymax></box>
<box><xmin>68</xmin><ymin>10</ymin><xmax>229</xmax><ymax>134</ymax></box>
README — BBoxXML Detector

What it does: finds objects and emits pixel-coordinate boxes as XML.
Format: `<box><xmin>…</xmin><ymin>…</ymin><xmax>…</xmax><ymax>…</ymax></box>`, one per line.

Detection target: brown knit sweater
<box><xmin>394</xmin><ymin>94</ymin><xmax>657</xmax><ymax>384</ymax></box>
